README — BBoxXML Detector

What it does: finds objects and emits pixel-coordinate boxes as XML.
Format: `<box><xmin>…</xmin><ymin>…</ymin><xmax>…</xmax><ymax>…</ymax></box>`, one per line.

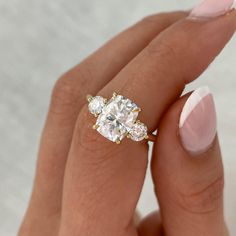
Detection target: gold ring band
<box><xmin>145</xmin><ymin>134</ymin><xmax>157</xmax><ymax>143</ymax></box>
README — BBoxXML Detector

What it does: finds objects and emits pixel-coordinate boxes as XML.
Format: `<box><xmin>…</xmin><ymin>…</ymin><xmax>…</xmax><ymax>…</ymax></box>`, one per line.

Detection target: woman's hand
<box><xmin>19</xmin><ymin>1</ymin><xmax>236</xmax><ymax>235</ymax></box>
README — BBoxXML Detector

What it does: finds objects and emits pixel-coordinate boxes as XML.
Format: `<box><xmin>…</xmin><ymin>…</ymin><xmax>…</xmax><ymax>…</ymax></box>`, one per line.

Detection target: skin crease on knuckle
<box><xmin>176</xmin><ymin>146</ymin><xmax>224</xmax><ymax>215</ymax></box>
<box><xmin>49</xmin><ymin>66</ymin><xmax>92</xmax><ymax>116</ymax></box>
<box><xmin>175</xmin><ymin>173</ymin><xmax>224</xmax><ymax>215</ymax></box>
<box><xmin>176</xmin><ymin>131</ymin><xmax>224</xmax><ymax>215</ymax></box>
<box><xmin>144</xmin><ymin>38</ymin><xmax>186</xmax><ymax>86</ymax></box>
<box><xmin>146</xmin><ymin>38</ymin><xmax>178</xmax><ymax>61</ymax></box>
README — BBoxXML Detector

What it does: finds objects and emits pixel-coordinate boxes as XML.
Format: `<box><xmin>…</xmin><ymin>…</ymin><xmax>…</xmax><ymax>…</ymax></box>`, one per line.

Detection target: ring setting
<box><xmin>87</xmin><ymin>93</ymin><xmax>150</xmax><ymax>144</ymax></box>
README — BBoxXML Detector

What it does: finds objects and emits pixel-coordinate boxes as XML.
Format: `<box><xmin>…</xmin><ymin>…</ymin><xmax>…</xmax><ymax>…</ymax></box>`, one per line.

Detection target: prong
<box><xmin>116</xmin><ymin>139</ymin><xmax>121</xmax><ymax>144</ymax></box>
<box><xmin>93</xmin><ymin>124</ymin><xmax>99</xmax><ymax>130</ymax></box>
<box><xmin>112</xmin><ymin>92</ymin><xmax>117</xmax><ymax>99</ymax></box>
<box><xmin>86</xmin><ymin>95</ymin><xmax>93</xmax><ymax>102</ymax></box>
<box><xmin>136</xmin><ymin>120</ymin><xmax>141</xmax><ymax>124</ymax></box>
<box><xmin>104</xmin><ymin>98</ymin><xmax>108</xmax><ymax>104</ymax></box>
<box><xmin>144</xmin><ymin>135</ymin><xmax>149</xmax><ymax>140</ymax></box>
<box><xmin>126</xmin><ymin>134</ymin><xmax>131</xmax><ymax>139</ymax></box>
<box><xmin>133</xmin><ymin>107</ymin><xmax>141</xmax><ymax>113</ymax></box>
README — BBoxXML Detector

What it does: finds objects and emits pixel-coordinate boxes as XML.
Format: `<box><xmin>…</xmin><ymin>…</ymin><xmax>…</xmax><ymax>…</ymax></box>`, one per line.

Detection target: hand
<box><xmin>19</xmin><ymin>2</ymin><xmax>236</xmax><ymax>236</ymax></box>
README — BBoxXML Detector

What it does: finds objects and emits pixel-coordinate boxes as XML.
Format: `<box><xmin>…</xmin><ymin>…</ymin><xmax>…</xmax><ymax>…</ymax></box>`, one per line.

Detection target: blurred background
<box><xmin>0</xmin><ymin>0</ymin><xmax>236</xmax><ymax>235</ymax></box>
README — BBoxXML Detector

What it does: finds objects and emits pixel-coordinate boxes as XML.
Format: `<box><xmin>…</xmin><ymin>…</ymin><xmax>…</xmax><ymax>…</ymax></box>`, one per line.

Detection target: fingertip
<box><xmin>151</xmin><ymin>88</ymin><xmax>226</xmax><ymax>235</ymax></box>
<box><xmin>179</xmin><ymin>86</ymin><xmax>217</xmax><ymax>156</ymax></box>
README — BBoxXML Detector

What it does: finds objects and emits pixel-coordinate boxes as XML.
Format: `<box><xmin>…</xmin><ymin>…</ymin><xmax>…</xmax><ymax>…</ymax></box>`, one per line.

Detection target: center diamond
<box><xmin>96</xmin><ymin>95</ymin><xmax>139</xmax><ymax>142</ymax></box>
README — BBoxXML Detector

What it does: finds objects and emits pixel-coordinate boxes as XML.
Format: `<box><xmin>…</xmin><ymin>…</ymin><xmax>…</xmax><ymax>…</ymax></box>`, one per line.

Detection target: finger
<box><xmin>99</xmin><ymin>10</ymin><xmax>236</xmax><ymax>131</ymax></box>
<box><xmin>151</xmin><ymin>87</ymin><xmax>228</xmax><ymax>235</ymax></box>
<box><xmin>19</xmin><ymin>11</ymin><xmax>186</xmax><ymax>235</ymax></box>
<box><xmin>60</xmin><ymin>7</ymin><xmax>236</xmax><ymax>236</ymax></box>
<box><xmin>137</xmin><ymin>211</ymin><xmax>163</xmax><ymax>236</ymax></box>
<box><xmin>133</xmin><ymin>211</ymin><xmax>142</xmax><ymax>227</ymax></box>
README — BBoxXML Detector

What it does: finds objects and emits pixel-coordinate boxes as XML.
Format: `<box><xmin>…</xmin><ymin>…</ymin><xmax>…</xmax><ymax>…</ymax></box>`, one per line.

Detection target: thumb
<box><xmin>151</xmin><ymin>87</ymin><xmax>228</xmax><ymax>236</ymax></box>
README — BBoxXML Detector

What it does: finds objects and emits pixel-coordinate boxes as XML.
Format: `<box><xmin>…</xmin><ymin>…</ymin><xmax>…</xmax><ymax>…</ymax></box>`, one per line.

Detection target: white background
<box><xmin>0</xmin><ymin>0</ymin><xmax>236</xmax><ymax>235</ymax></box>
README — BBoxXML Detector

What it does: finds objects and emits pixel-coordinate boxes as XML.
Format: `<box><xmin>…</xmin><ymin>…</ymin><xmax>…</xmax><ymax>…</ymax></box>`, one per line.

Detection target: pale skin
<box><xmin>18</xmin><ymin>10</ymin><xmax>236</xmax><ymax>236</ymax></box>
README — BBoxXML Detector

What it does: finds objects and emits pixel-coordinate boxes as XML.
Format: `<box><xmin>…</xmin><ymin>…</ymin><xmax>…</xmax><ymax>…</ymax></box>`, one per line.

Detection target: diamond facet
<box><xmin>88</xmin><ymin>96</ymin><xmax>106</xmax><ymax>116</ymax></box>
<box><xmin>95</xmin><ymin>95</ymin><xmax>140</xmax><ymax>142</ymax></box>
<box><xmin>129</xmin><ymin>122</ymin><xmax>148</xmax><ymax>141</ymax></box>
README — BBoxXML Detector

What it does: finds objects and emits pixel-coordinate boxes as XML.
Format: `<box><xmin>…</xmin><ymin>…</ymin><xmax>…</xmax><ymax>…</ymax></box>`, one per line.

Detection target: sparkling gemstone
<box><xmin>129</xmin><ymin>122</ymin><xmax>148</xmax><ymax>141</ymax></box>
<box><xmin>96</xmin><ymin>95</ymin><xmax>140</xmax><ymax>142</ymax></box>
<box><xmin>88</xmin><ymin>96</ymin><xmax>106</xmax><ymax>116</ymax></box>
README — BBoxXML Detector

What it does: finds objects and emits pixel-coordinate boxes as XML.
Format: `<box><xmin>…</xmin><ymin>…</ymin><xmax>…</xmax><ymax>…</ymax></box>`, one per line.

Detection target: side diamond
<box><xmin>129</xmin><ymin>122</ymin><xmax>148</xmax><ymax>141</ymax></box>
<box><xmin>88</xmin><ymin>96</ymin><xmax>106</xmax><ymax>116</ymax></box>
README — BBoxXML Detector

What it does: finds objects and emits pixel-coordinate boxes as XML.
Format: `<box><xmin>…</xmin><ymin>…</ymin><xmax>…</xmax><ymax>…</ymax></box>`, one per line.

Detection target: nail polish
<box><xmin>190</xmin><ymin>0</ymin><xmax>234</xmax><ymax>19</ymax></box>
<box><xmin>179</xmin><ymin>87</ymin><xmax>217</xmax><ymax>155</ymax></box>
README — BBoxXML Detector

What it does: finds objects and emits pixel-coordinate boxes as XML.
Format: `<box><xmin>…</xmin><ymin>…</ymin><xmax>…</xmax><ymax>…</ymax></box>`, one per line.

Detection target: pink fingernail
<box><xmin>179</xmin><ymin>87</ymin><xmax>217</xmax><ymax>155</ymax></box>
<box><xmin>190</xmin><ymin>0</ymin><xmax>234</xmax><ymax>19</ymax></box>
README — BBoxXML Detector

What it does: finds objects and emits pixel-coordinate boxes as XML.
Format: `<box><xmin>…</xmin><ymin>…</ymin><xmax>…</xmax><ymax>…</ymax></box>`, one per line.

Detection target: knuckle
<box><xmin>145</xmin><ymin>32</ymin><xmax>188</xmax><ymax>85</ymax></box>
<box><xmin>50</xmin><ymin>75</ymin><xmax>83</xmax><ymax>115</ymax></box>
<box><xmin>147</xmin><ymin>40</ymin><xmax>178</xmax><ymax>61</ymax></box>
<box><xmin>176</xmin><ymin>175</ymin><xmax>224</xmax><ymax>214</ymax></box>
<box><xmin>50</xmin><ymin>64</ymin><xmax>94</xmax><ymax>115</ymax></box>
<box><xmin>51</xmin><ymin>76</ymin><xmax>78</xmax><ymax>107</ymax></box>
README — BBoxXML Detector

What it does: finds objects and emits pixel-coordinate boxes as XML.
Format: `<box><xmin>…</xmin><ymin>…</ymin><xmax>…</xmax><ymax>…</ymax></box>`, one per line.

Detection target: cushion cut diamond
<box><xmin>96</xmin><ymin>95</ymin><xmax>139</xmax><ymax>142</ymax></box>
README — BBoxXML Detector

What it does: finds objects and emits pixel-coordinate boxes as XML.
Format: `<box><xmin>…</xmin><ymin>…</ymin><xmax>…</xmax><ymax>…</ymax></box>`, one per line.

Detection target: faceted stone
<box><xmin>96</xmin><ymin>95</ymin><xmax>140</xmax><ymax>142</ymax></box>
<box><xmin>129</xmin><ymin>122</ymin><xmax>147</xmax><ymax>141</ymax></box>
<box><xmin>88</xmin><ymin>96</ymin><xmax>106</xmax><ymax>116</ymax></box>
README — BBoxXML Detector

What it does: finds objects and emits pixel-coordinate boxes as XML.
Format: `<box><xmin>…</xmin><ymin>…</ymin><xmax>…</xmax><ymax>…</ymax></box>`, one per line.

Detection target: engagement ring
<box><xmin>87</xmin><ymin>93</ymin><xmax>156</xmax><ymax>144</ymax></box>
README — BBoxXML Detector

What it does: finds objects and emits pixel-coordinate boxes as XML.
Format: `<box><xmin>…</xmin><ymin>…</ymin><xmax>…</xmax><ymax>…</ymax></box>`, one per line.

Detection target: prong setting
<box><xmin>133</xmin><ymin>108</ymin><xmax>141</xmax><ymax>113</ymax></box>
<box><xmin>112</xmin><ymin>92</ymin><xmax>117</xmax><ymax>99</ymax></box>
<box><xmin>87</xmin><ymin>94</ymin><xmax>93</xmax><ymax>102</ymax></box>
<box><xmin>93</xmin><ymin>124</ymin><xmax>99</xmax><ymax>130</ymax></box>
<box><xmin>116</xmin><ymin>139</ymin><xmax>121</xmax><ymax>144</ymax></box>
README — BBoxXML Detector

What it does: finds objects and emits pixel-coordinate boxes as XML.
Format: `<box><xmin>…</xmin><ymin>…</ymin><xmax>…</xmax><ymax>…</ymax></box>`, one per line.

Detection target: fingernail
<box><xmin>189</xmin><ymin>0</ymin><xmax>235</xmax><ymax>19</ymax></box>
<box><xmin>179</xmin><ymin>86</ymin><xmax>217</xmax><ymax>155</ymax></box>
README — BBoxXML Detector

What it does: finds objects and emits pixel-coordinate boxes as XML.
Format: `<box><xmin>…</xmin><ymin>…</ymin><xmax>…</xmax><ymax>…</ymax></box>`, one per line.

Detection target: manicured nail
<box><xmin>179</xmin><ymin>87</ymin><xmax>217</xmax><ymax>155</ymax></box>
<box><xmin>189</xmin><ymin>0</ymin><xmax>234</xmax><ymax>19</ymax></box>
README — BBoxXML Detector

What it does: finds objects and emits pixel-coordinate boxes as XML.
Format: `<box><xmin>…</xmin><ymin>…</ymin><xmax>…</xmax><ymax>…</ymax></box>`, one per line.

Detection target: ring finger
<box><xmin>60</xmin><ymin>9</ymin><xmax>236</xmax><ymax>236</ymax></box>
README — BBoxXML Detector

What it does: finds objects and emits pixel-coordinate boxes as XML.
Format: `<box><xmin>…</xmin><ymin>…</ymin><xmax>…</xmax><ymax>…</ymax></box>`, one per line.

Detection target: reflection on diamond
<box><xmin>96</xmin><ymin>95</ymin><xmax>139</xmax><ymax>142</ymax></box>
<box><xmin>88</xmin><ymin>96</ymin><xmax>106</xmax><ymax>116</ymax></box>
<box><xmin>129</xmin><ymin>122</ymin><xmax>147</xmax><ymax>141</ymax></box>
